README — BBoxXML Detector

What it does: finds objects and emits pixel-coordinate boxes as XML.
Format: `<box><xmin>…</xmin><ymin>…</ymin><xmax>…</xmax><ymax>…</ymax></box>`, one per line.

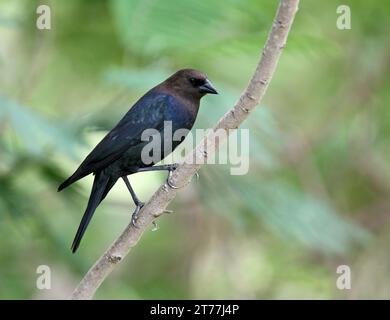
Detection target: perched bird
<box><xmin>58</xmin><ymin>69</ymin><xmax>218</xmax><ymax>253</ymax></box>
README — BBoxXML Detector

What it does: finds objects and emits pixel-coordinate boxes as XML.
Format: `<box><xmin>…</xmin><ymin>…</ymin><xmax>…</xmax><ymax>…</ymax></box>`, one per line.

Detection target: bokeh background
<box><xmin>0</xmin><ymin>0</ymin><xmax>389</xmax><ymax>299</ymax></box>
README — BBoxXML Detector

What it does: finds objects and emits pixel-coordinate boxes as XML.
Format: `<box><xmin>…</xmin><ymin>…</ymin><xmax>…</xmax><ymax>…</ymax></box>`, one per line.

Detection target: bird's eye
<box><xmin>190</xmin><ymin>77</ymin><xmax>204</xmax><ymax>87</ymax></box>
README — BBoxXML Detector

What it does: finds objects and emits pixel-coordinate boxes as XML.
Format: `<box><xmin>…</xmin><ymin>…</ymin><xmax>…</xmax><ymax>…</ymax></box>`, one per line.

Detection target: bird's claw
<box><xmin>167</xmin><ymin>174</ymin><xmax>180</xmax><ymax>189</ymax></box>
<box><xmin>131</xmin><ymin>202</ymin><xmax>144</xmax><ymax>227</ymax></box>
<box><xmin>166</xmin><ymin>163</ymin><xmax>180</xmax><ymax>189</ymax></box>
<box><xmin>166</xmin><ymin>166</ymin><xmax>200</xmax><ymax>189</ymax></box>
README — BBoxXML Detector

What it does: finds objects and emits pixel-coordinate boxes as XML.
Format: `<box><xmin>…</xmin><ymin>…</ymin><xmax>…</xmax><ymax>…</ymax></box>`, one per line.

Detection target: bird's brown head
<box><xmin>162</xmin><ymin>69</ymin><xmax>218</xmax><ymax>100</ymax></box>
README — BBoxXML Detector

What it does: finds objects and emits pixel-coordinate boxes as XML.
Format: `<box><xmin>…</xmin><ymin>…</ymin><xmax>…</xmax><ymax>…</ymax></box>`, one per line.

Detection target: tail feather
<box><xmin>71</xmin><ymin>173</ymin><xmax>116</xmax><ymax>253</ymax></box>
<box><xmin>58</xmin><ymin>170</ymin><xmax>87</xmax><ymax>192</ymax></box>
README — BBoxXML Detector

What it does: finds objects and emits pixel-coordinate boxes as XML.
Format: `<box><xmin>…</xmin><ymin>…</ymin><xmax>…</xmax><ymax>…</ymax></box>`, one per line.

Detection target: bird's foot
<box><xmin>131</xmin><ymin>202</ymin><xmax>145</xmax><ymax>227</ymax></box>
<box><xmin>166</xmin><ymin>163</ymin><xmax>180</xmax><ymax>189</ymax></box>
<box><xmin>166</xmin><ymin>167</ymin><xmax>200</xmax><ymax>189</ymax></box>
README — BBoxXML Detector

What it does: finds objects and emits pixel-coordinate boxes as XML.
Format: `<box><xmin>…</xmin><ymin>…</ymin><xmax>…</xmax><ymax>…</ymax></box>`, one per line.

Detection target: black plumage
<box><xmin>58</xmin><ymin>69</ymin><xmax>218</xmax><ymax>252</ymax></box>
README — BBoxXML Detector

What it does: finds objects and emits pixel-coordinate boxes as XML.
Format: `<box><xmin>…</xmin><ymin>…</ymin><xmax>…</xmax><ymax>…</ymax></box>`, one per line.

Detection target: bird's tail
<box><xmin>58</xmin><ymin>169</ymin><xmax>87</xmax><ymax>192</ymax></box>
<box><xmin>71</xmin><ymin>172</ymin><xmax>116</xmax><ymax>253</ymax></box>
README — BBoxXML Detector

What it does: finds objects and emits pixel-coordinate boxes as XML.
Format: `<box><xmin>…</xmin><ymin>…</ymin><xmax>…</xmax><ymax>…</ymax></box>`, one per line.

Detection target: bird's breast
<box><xmin>166</xmin><ymin>101</ymin><xmax>197</xmax><ymax>132</ymax></box>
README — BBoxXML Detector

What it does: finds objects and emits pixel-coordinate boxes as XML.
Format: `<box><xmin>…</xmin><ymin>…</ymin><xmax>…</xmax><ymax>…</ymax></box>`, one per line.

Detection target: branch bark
<box><xmin>70</xmin><ymin>0</ymin><xmax>299</xmax><ymax>300</ymax></box>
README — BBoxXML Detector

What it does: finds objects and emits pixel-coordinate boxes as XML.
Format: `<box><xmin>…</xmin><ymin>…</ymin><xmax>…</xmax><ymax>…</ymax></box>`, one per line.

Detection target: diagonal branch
<box><xmin>70</xmin><ymin>0</ymin><xmax>299</xmax><ymax>300</ymax></box>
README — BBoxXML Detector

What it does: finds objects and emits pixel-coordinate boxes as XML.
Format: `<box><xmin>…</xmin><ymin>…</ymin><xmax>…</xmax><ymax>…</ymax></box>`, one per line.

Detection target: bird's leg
<box><xmin>166</xmin><ymin>170</ymin><xmax>200</xmax><ymax>189</ymax></box>
<box><xmin>122</xmin><ymin>176</ymin><xmax>144</xmax><ymax>227</ymax></box>
<box><xmin>136</xmin><ymin>164</ymin><xmax>200</xmax><ymax>189</ymax></box>
<box><xmin>136</xmin><ymin>163</ymin><xmax>179</xmax><ymax>173</ymax></box>
<box><xmin>136</xmin><ymin>164</ymin><xmax>180</xmax><ymax>189</ymax></box>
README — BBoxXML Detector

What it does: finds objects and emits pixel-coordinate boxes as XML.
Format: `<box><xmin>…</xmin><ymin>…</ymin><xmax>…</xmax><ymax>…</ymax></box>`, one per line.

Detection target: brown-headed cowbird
<box><xmin>58</xmin><ymin>69</ymin><xmax>218</xmax><ymax>252</ymax></box>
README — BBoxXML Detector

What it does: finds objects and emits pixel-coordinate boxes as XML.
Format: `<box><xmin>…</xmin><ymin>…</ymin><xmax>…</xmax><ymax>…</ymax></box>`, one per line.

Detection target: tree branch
<box><xmin>70</xmin><ymin>0</ymin><xmax>299</xmax><ymax>300</ymax></box>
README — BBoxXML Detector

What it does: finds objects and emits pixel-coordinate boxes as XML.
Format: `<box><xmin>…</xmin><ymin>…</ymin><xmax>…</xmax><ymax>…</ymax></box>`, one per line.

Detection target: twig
<box><xmin>70</xmin><ymin>0</ymin><xmax>299</xmax><ymax>300</ymax></box>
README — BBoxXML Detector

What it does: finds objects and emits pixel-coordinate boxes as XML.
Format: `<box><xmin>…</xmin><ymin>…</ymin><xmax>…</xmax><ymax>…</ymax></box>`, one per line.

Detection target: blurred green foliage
<box><xmin>0</xmin><ymin>0</ymin><xmax>389</xmax><ymax>299</ymax></box>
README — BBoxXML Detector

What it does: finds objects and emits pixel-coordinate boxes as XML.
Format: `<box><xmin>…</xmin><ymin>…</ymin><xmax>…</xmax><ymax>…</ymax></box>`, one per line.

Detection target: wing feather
<box><xmin>58</xmin><ymin>92</ymin><xmax>173</xmax><ymax>190</ymax></box>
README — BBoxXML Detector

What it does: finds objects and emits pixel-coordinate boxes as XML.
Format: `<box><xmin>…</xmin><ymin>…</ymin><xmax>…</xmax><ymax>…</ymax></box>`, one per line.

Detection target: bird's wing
<box><xmin>81</xmin><ymin>93</ymin><xmax>171</xmax><ymax>172</ymax></box>
<box><xmin>59</xmin><ymin>92</ymin><xmax>173</xmax><ymax>190</ymax></box>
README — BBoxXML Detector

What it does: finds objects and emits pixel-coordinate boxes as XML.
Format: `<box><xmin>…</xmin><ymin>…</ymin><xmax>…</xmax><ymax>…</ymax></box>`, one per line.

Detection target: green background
<box><xmin>0</xmin><ymin>0</ymin><xmax>389</xmax><ymax>299</ymax></box>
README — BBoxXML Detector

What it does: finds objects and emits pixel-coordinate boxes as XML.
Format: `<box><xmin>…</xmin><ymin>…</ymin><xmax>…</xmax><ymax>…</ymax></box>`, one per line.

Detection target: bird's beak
<box><xmin>199</xmin><ymin>79</ymin><xmax>218</xmax><ymax>94</ymax></box>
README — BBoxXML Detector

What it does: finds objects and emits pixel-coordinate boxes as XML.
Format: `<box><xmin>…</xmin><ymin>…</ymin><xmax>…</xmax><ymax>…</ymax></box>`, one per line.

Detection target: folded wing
<box><xmin>58</xmin><ymin>92</ymin><xmax>172</xmax><ymax>191</ymax></box>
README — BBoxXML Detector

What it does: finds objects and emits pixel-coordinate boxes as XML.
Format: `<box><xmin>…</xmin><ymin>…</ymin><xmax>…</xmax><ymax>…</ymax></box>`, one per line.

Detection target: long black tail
<box><xmin>71</xmin><ymin>172</ymin><xmax>116</xmax><ymax>253</ymax></box>
<box><xmin>58</xmin><ymin>168</ymin><xmax>88</xmax><ymax>192</ymax></box>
